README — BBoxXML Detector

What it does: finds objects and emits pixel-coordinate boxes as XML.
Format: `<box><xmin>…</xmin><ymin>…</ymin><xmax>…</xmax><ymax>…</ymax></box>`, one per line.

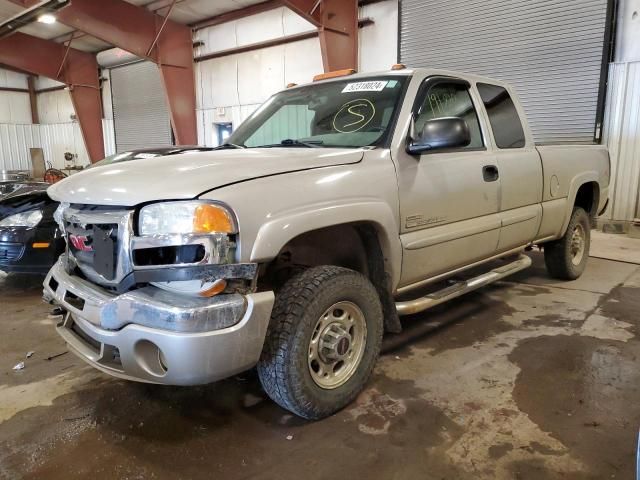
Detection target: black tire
<box><xmin>257</xmin><ymin>266</ymin><xmax>383</xmax><ymax>420</ymax></box>
<box><xmin>544</xmin><ymin>207</ymin><xmax>591</xmax><ymax>280</ymax></box>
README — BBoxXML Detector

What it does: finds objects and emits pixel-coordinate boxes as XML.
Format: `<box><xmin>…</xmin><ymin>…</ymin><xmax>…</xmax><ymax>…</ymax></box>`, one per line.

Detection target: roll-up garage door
<box><xmin>110</xmin><ymin>61</ymin><xmax>173</xmax><ymax>152</ymax></box>
<box><xmin>400</xmin><ymin>0</ymin><xmax>612</xmax><ymax>143</ymax></box>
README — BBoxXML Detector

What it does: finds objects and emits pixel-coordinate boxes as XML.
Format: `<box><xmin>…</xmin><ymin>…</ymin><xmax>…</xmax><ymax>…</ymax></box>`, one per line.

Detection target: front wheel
<box><xmin>257</xmin><ymin>266</ymin><xmax>383</xmax><ymax>420</ymax></box>
<box><xmin>544</xmin><ymin>207</ymin><xmax>591</xmax><ymax>280</ymax></box>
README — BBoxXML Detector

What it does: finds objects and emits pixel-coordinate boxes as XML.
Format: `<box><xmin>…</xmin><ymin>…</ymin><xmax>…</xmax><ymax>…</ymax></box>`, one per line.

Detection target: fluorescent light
<box><xmin>37</xmin><ymin>14</ymin><xmax>56</xmax><ymax>24</ymax></box>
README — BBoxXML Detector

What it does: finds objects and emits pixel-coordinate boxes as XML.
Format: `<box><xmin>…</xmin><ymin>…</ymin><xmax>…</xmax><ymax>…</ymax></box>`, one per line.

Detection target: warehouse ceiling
<box><xmin>0</xmin><ymin>0</ymin><xmax>267</xmax><ymax>52</ymax></box>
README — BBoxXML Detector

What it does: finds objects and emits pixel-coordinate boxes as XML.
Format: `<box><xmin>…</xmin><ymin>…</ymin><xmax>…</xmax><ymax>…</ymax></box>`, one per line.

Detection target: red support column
<box><xmin>50</xmin><ymin>0</ymin><xmax>198</xmax><ymax>145</ymax></box>
<box><xmin>281</xmin><ymin>0</ymin><xmax>358</xmax><ymax>72</ymax></box>
<box><xmin>0</xmin><ymin>32</ymin><xmax>104</xmax><ymax>162</ymax></box>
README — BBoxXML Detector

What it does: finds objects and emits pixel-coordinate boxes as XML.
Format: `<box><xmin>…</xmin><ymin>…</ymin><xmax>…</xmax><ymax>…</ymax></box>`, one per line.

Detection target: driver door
<box><xmin>396</xmin><ymin>77</ymin><xmax>501</xmax><ymax>288</ymax></box>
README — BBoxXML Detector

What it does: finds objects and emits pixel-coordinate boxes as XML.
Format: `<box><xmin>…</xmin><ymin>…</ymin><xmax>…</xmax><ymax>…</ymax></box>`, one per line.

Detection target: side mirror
<box><xmin>407</xmin><ymin>117</ymin><xmax>471</xmax><ymax>155</ymax></box>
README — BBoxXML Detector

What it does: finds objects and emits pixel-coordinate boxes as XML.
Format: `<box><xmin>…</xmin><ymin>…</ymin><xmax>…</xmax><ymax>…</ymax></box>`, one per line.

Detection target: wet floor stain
<box><xmin>2</xmin><ymin>261</ymin><xmax>640</xmax><ymax>479</ymax></box>
<box><xmin>510</xmin><ymin>334</ymin><xmax>640</xmax><ymax>479</ymax></box>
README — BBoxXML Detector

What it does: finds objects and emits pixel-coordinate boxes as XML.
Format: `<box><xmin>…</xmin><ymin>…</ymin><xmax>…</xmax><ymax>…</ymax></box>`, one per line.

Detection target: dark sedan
<box><xmin>0</xmin><ymin>146</ymin><xmax>212</xmax><ymax>274</ymax></box>
<box><xmin>0</xmin><ymin>185</ymin><xmax>64</xmax><ymax>274</ymax></box>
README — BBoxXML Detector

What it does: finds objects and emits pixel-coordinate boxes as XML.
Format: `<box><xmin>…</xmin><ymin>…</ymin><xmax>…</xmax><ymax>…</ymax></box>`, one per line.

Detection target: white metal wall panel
<box><xmin>400</xmin><ymin>0</ymin><xmax>609</xmax><ymax>143</ymax></box>
<box><xmin>0</xmin><ymin>69</ymin><xmax>28</xmax><ymax>89</ymax></box>
<box><xmin>359</xmin><ymin>0</ymin><xmax>398</xmax><ymax>73</ymax></box>
<box><xmin>102</xmin><ymin>118</ymin><xmax>116</xmax><ymax>157</ymax></box>
<box><xmin>39</xmin><ymin>123</ymin><xmax>90</xmax><ymax>169</ymax></box>
<box><xmin>0</xmin><ymin>124</ymin><xmax>40</xmax><ymax>171</ymax></box>
<box><xmin>37</xmin><ymin>90</ymin><xmax>76</xmax><ymax>124</ymax></box>
<box><xmin>603</xmin><ymin>61</ymin><xmax>640</xmax><ymax>222</ymax></box>
<box><xmin>0</xmin><ymin>92</ymin><xmax>31</xmax><ymax>124</ymax></box>
<box><xmin>193</xmin><ymin>7</ymin><xmax>315</xmax><ymax>58</ymax></box>
<box><xmin>110</xmin><ymin>61</ymin><xmax>172</xmax><ymax>152</ymax></box>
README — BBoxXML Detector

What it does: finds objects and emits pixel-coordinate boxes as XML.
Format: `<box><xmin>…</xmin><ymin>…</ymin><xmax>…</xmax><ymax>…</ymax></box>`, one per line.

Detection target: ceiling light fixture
<box><xmin>37</xmin><ymin>14</ymin><xmax>57</xmax><ymax>24</ymax></box>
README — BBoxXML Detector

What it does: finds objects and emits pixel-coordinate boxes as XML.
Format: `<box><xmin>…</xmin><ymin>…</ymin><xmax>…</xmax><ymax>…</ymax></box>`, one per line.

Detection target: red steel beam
<box><xmin>281</xmin><ymin>0</ymin><xmax>358</xmax><ymax>72</ymax></box>
<box><xmin>50</xmin><ymin>0</ymin><xmax>197</xmax><ymax>145</ymax></box>
<box><xmin>0</xmin><ymin>32</ymin><xmax>104</xmax><ymax>162</ymax></box>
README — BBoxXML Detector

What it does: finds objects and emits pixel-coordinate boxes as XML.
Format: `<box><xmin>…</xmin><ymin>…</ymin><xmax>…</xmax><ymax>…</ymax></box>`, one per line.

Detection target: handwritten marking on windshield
<box><xmin>333</xmin><ymin>99</ymin><xmax>376</xmax><ymax>133</ymax></box>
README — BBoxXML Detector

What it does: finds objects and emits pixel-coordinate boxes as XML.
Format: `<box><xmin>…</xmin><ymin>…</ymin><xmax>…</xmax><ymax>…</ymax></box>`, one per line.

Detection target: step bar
<box><xmin>395</xmin><ymin>254</ymin><xmax>532</xmax><ymax>316</ymax></box>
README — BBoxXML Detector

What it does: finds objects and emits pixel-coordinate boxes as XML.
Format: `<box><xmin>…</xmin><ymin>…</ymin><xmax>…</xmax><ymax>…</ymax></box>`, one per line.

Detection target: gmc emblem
<box><xmin>69</xmin><ymin>234</ymin><xmax>93</xmax><ymax>252</ymax></box>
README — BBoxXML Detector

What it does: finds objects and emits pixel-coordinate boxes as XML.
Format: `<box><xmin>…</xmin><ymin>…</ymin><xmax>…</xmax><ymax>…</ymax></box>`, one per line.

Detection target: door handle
<box><xmin>483</xmin><ymin>165</ymin><xmax>499</xmax><ymax>182</ymax></box>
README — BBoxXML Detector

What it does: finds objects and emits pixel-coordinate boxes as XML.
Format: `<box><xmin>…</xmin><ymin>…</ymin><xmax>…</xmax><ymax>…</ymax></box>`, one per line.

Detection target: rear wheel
<box><xmin>257</xmin><ymin>266</ymin><xmax>383</xmax><ymax>420</ymax></box>
<box><xmin>544</xmin><ymin>207</ymin><xmax>590</xmax><ymax>280</ymax></box>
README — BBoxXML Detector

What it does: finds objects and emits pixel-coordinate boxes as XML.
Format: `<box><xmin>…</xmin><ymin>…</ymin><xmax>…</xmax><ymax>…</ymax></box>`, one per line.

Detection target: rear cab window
<box><xmin>477</xmin><ymin>83</ymin><xmax>526</xmax><ymax>148</ymax></box>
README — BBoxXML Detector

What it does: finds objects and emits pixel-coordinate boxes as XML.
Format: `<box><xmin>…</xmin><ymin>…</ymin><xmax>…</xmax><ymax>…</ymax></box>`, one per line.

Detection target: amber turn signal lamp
<box><xmin>32</xmin><ymin>242</ymin><xmax>50</xmax><ymax>249</ymax></box>
<box><xmin>193</xmin><ymin>204</ymin><xmax>234</xmax><ymax>234</ymax></box>
<box><xmin>199</xmin><ymin>279</ymin><xmax>227</xmax><ymax>297</ymax></box>
<box><xmin>313</xmin><ymin>69</ymin><xmax>356</xmax><ymax>82</ymax></box>
<box><xmin>391</xmin><ymin>63</ymin><xmax>406</xmax><ymax>70</ymax></box>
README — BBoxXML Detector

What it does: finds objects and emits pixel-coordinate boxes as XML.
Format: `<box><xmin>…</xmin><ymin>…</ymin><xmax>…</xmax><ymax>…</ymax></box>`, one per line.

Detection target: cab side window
<box><xmin>477</xmin><ymin>83</ymin><xmax>526</xmax><ymax>149</ymax></box>
<box><xmin>415</xmin><ymin>82</ymin><xmax>484</xmax><ymax>149</ymax></box>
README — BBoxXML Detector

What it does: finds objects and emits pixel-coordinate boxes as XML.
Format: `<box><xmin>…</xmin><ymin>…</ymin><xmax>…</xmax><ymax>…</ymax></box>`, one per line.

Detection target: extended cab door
<box><xmin>394</xmin><ymin>76</ymin><xmax>501</xmax><ymax>287</ymax></box>
<box><xmin>475</xmin><ymin>83</ymin><xmax>543</xmax><ymax>251</ymax></box>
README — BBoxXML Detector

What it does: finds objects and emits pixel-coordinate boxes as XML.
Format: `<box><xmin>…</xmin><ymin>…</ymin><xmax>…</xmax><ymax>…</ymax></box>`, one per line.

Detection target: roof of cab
<box><xmin>289</xmin><ymin>67</ymin><xmax>509</xmax><ymax>91</ymax></box>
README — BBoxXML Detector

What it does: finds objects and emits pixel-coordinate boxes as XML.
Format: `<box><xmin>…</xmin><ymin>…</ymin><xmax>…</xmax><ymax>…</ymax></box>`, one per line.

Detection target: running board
<box><xmin>395</xmin><ymin>254</ymin><xmax>532</xmax><ymax>316</ymax></box>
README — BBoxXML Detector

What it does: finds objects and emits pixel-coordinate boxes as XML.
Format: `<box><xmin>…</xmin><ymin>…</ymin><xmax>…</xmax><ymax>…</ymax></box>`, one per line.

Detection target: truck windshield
<box><xmin>229</xmin><ymin>76</ymin><xmax>409</xmax><ymax>149</ymax></box>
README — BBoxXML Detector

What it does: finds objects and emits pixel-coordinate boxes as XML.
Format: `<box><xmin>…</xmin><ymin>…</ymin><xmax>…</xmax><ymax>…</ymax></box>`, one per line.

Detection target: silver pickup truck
<box><xmin>43</xmin><ymin>67</ymin><xmax>610</xmax><ymax>420</ymax></box>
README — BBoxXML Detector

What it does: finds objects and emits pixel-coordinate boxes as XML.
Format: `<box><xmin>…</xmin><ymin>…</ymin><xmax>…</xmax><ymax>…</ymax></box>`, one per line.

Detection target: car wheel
<box><xmin>544</xmin><ymin>207</ymin><xmax>591</xmax><ymax>280</ymax></box>
<box><xmin>257</xmin><ymin>265</ymin><xmax>383</xmax><ymax>420</ymax></box>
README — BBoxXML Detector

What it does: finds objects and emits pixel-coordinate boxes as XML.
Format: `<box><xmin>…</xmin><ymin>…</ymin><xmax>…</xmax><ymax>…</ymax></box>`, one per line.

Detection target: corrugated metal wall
<box><xmin>0</xmin><ymin>124</ymin><xmax>40</xmax><ymax>170</ymax></box>
<box><xmin>603</xmin><ymin>61</ymin><xmax>640</xmax><ymax>222</ymax></box>
<box><xmin>399</xmin><ymin>0</ymin><xmax>609</xmax><ymax>144</ymax></box>
<box><xmin>0</xmin><ymin>120</ymin><xmax>117</xmax><ymax>171</ymax></box>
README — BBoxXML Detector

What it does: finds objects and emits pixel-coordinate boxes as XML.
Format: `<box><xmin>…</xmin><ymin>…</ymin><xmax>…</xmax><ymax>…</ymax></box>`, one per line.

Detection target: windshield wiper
<box><xmin>213</xmin><ymin>143</ymin><xmax>246</xmax><ymax>150</ymax></box>
<box><xmin>253</xmin><ymin>139</ymin><xmax>324</xmax><ymax>148</ymax></box>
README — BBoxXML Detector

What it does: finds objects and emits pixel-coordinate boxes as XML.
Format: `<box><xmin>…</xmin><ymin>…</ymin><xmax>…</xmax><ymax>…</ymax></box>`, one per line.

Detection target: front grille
<box><xmin>0</xmin><ymin>242</ymin><xmax>24</xmax><ymax>264</ymax></box>
<box><xmin>63</xmin><ymin>205</ymin><xmax>132</xmax><ymax>287</ymax></box>
<box><xmin>66</xmin><ymin>221</ymin><xmax>119</xmax><ymax>280</ymax></box>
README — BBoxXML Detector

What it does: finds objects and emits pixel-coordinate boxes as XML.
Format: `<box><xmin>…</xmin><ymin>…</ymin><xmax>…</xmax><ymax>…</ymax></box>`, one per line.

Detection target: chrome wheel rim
<box><xmin>308</xmin><ymin>301</ymin><xmax>367</xmax><ymax>389</ymax></box>
<box><xmin>570</xmin><ymin>223</ymin><xmax>586</xmax><ymax>266</ymax></box>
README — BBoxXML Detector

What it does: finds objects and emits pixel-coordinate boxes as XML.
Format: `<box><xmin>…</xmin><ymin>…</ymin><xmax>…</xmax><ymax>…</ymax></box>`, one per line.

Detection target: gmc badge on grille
<box><xmin>69</xmin><ymin>234</ymin><xmax>93</xmax><ymax>252</ymax></box>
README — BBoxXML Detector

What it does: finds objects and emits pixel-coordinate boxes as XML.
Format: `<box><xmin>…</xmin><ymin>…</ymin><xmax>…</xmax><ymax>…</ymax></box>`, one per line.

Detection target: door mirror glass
<box><xmin>407</xmin><ymin>117</ymin><xmax>471</xmax><ymax>155</ymax></box>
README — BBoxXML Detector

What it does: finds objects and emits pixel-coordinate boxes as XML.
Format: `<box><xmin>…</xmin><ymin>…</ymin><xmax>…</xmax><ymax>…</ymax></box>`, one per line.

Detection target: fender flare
<box><xmin>249</xmin><ymin>200</ymin><xmax>403</xmax><ymax>288</ymax></box>
<box><xmin>559</xmin><ymin>171</ymin><xmax>599</xmax><ymax>236</ymax></box>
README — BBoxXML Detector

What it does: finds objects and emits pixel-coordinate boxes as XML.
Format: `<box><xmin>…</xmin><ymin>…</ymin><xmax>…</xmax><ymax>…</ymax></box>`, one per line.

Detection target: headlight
<box><xmin>0</xmin><ymin>210</ymin><xmax>43</xmax><ymax>228</ymax></box>
<box><xmin>139</xmin><ymin>201</ymin><xmax>236</xmax><ymax>236</ymax></box>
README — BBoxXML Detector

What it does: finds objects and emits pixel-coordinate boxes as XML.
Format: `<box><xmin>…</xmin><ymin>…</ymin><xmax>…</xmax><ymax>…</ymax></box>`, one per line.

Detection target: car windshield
<box><xmin>229</xmin><ymin>75</ymin><xmax>409</xmax><ymax>149</ymax></box>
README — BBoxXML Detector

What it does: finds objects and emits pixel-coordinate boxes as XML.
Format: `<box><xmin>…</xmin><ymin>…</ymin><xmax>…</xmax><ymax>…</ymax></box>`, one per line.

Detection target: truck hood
<box><xmin>47</xmin><ymin>148</ymin><xmax>364</xmax><ymax>206</ymax></box>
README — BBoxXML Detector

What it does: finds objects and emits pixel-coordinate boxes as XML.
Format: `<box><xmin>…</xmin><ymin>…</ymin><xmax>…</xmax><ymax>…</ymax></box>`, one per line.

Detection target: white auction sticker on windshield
<box><xmin>342</xmin><ymin>81</ymin><xmax>388</xmax><ymax>93</ymax></box>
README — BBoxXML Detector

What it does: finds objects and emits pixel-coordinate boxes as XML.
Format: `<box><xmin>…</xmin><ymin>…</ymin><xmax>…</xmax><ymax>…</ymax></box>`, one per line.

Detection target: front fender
<box><xmin>249</xmin><ymin>200</ymin><xmax>403</xmax><ymax>288</ymax></box>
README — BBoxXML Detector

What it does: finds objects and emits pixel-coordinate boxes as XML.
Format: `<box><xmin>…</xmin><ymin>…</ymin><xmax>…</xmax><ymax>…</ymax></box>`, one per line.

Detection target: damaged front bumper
<box><xmin>43</xmin><ymin>258</ymin><xmax>274</xmax><ymax>385</ymax></box>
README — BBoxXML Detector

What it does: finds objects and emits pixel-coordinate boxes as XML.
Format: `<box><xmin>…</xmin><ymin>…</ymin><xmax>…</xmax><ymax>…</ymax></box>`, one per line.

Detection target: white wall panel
<box><xmin>603</xmin><ymin>61</ymin><xmax>640</xmax><ymax>222</ymax></box>
<box><xmin>0</xmin><ymin>124</ymin><xmax>40</xmax><ymax>171</ymax></box>
<box><xmin>197</xmin><ymin>55</ymin><xmax>240</xmax><ymax>109</ymax></box>
<box><xmin>39</xmin><ymin>123</ymin><xmax>90</xmax><ymax>169</ymax></box>
<box><xmin>359</xmin><ymin>0</ymin><xmax>398</xmax><ymax>73</ymax></box>
<box><xmin>615</xmin><ymin>0</ymin><xmax>640</xmax><ymax>63</ymax></box>
<box><xmin>37</xmin><ymin>89</ymin><xmax>75</xmax><ymax>124</ymax></box>
<box><xmin>194</xmin><ymin>7</ymin><xmax>315</xmax><ymax>57</ymax></box>
<box><xmin>283</xmin><ymin>38</ymin><xmax>323</xmax><ymax>85</ymax></box>
<box><xmin>0</xmin><ymin>69</ymin><xmax>28</xmax><ymax>89</ymax></box>
<box><xmin>237</xmin><ymin>45</ymin><xmax>285</xmax><ymax>105</ymax></box>
<box><xmin>102</xmin><ymin>69</ymin><xmax>114</xmax><ymax>120</ymax></box>
<box><xmin>0</xmin><ymin>92</ymin><xmax>31</xmax><ymax>124</ymax></box>
<box><xmin>34</xmin><ymin>76</ymin><xmax>64</xmax><ymax>90</ymax></box>
<box><xmin>102</xmin><ymin>118</ymin><xmax>116</xmax><ymax>157</ymax></box>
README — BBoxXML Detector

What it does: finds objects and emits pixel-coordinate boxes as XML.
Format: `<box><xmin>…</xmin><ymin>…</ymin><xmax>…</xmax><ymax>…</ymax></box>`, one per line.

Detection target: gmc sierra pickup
<box><xmin>43</xmin><ymin>67</ymin><xmax>610</xmax><ymax>420</ymax></box>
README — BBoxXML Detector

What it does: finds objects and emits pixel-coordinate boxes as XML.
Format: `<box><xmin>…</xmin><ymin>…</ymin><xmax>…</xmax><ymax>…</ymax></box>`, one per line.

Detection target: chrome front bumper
<box><xmin>43</xmin><ymin>258</ymin><xmax>275</xmax><ymax>385</ymax></box>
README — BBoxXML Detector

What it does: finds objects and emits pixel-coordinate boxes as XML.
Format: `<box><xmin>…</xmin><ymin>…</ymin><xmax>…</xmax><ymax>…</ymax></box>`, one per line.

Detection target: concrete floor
<box><xmin>1</xmin><ymin>251</ymin><xmax>640</xmax><ymax>479</ymax></box>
